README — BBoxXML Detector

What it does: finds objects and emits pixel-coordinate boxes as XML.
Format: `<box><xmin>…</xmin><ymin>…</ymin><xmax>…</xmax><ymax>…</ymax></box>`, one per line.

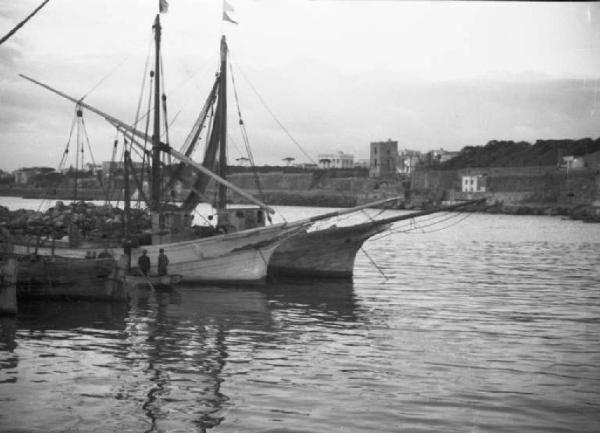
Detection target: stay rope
<box><xmin>36</xmin><ymin>107</ymin><xmax>78</xmax><ymax>212</ymax></box>
<box><xmin>370</xmin><ymin>208</ymin><xmax>476</xmax><ymax>242</ymax></box>
<box><xmin>231</xmin><ymin>54</ymin><xmax>317</xmax><ymax>166</ymax></box>
<box><xmin>80</xmin><ymin>114</ymin><xmax>110</xmax><ymax>203</ymax></box>
<box><xmin>228</xmin><ymin>54</ymin><xmax>267</xmax><ymax>206</ymax></box>
<box><xmin>79</xmin><ymin>55</ymin><xmax>131</xmax><ymax>102</ymax></box>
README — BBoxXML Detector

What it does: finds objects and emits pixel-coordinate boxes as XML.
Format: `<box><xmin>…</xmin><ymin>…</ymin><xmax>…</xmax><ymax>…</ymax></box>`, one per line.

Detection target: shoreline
<box><xmin>1</xmin><ymin>187</ymin><xmax>598</xmax><ymax>222</ymax></box>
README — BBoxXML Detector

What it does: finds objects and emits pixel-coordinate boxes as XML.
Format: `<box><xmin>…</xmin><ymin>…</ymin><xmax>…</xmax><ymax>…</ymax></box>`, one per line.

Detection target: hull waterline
<box><xmin>269</xmin><ymin>221</ymin><xmax>390</xmax><ymax>280</ymax></box>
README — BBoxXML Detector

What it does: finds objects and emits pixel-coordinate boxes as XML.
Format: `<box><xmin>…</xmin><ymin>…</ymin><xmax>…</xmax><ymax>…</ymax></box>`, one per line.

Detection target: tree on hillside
<box><xmin>282</xmin><ymin>157</ymin><xmax>295</xmax><ymax>166</ymax></box>
<box><xmin>0</xmin><ymin>170</ymin><xmax>13</xmax><ymax>185</ymax></box>
<box><xmin>417</xmin><ymin>151</ymin><xmax>441</xmax><ymax>168</ymax></box>
<box><xmin>33</xmin><ymin>172</ymin><xmax>65</xmax><ymax>188</ymax></box>
<box><xmin>437</xmin><ymin>137</ymin><xmax>600</xmax><ymax>170</ymax></box>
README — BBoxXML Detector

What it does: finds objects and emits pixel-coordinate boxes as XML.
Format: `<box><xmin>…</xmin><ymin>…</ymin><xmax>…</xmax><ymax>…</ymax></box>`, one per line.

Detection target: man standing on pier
<box><xmin>158</xmin><ymin>248</ymin><xmax>169</xmax><ymax>276</ymax></box>
<box><xmin>138</xmin><ymin>249</ymin><xmax>150</xmax><ymax>276</ymax></box>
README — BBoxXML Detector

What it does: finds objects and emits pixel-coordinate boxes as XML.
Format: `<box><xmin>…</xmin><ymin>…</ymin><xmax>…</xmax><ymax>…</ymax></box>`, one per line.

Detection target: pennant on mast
<box><xmin>222</xmin><ymin>0</ymin><xmax>238</xmax><ymax>24</ymax></box>
<box><xmin>159</xmin><ymin>0</ymin><xmax>169</xmax><ymax>14</ymax></box>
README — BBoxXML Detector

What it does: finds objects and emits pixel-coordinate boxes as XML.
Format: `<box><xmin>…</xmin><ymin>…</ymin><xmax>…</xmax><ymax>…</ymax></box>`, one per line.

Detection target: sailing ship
<box><xmin>19</xmin><ymin>15</ymin><xmax>395</xmax><ymax>285</ymax></box>
<box><xmin>269</xmin><ymin>199</ymin><xmax>484</xmax><ymax>279</ymax></box>
<box><xmin>19</xmin><ymin>8</ymin><xmax>484</xmax><ymax>285</ymax></box>
<box><xmin>136</xmin><ymin>34</ymin><xmax>484</xmax><ymax>281</ymax></box>
<box><xmin>18</xmin><ymin>18</ymin><xmax>305</xmax><ymax>285</ymax></box>
<box><xmin>1</xmin><ymin>206</ymin><xmax>118</xmax><ymax>288</ymax></box>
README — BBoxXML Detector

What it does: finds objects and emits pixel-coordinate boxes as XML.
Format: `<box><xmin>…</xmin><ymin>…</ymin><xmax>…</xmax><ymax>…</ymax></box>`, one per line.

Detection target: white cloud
<box><xmin>0</xmin><ymin>0</ymin><xmax>599</xmax><ymax>170</ymax></box>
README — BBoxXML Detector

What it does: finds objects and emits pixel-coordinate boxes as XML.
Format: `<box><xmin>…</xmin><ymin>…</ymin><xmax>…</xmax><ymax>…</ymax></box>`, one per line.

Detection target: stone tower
<box><xmin>369</xmin><ymin>139</ymin><xmax>398</xmax><ymax>178</ymax></box>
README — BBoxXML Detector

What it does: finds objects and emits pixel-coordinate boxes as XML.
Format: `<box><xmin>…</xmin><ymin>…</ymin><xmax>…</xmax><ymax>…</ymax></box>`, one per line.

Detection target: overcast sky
<box><xmin>1</xmin><ymin>0</ymin><xmax>599</xmax><ymax>171</ymax></box>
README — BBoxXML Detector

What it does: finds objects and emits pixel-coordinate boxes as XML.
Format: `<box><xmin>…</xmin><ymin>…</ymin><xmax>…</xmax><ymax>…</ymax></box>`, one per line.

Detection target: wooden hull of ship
<box><xmin>15</xmin><ymin>255</ymin><xmax>115</xmax><ymax>287</ymax></box>
<box><xmin>120</xmin><ymin>273</ymin><xmax>182</xmax><ymax>288</ymax></box>
<box><xmin>268</xmin><ymin>221</ymin><xmax>390</xmax><ymax>280</ymax></box>
<box><xmin>1</xmin><ymin>256</ymin><xmax>18</xmax><ymax>315</ymax></box>
<box><xmin>13</xmin><ymin>243</ymin><xmax>117</xmax><ymax>259</ymax></box>
<box><xmin>18</xmin><ymin>277</ymin><xmax>129</xmax><ymax>301</ymax></box>
<box><xmin>130</xmin><ymin>225</ymin><xmax>301</xmax><ymax>285</ymax></box>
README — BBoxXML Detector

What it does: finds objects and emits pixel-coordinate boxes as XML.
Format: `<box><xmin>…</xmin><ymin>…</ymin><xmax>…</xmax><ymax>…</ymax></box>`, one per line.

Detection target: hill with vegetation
<box><xmin>439</xmin><ymin>138</ymin><xmax>600</xmax><ymax>170</ymax></box>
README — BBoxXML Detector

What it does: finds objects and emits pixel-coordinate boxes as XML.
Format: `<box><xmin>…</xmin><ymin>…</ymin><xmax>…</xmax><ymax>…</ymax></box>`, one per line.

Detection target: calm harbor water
<box><xmin>1</xmin><ymin>198</ymin><xmax>600</xmax><ymax>432</ymax></box>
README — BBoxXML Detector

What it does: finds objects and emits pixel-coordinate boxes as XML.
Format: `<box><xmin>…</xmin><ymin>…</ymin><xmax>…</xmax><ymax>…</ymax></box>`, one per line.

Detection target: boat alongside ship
<box><xmin>269</xmin><ymin>198</ymin><xmax>484</xmax><ymax>280</ymax></box>
<box><xmin>14</xmin><ymin>253</ymin><xmax>115</xmax><ymax>286</ymax></box>
<box><xmin>4</xmin><ymin>8</ymin><xmax>484</xmax><ymax>294</ymax></box>
<box><xmin>13</xmin><ymin>16</ymin><xmax>348</xmax><ymax>286</ymax></box>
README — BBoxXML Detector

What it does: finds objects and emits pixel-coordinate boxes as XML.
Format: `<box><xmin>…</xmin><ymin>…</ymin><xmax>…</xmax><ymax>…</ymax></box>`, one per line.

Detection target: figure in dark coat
<box><xmin>158</xmin><ymin>248</ymin><xmax>169</xmax><ymax>276</ymax></box>
<box><xmin>138</xmin><ymin>249</ymin><xmax>150</xmax><ymax>276</ymax></box>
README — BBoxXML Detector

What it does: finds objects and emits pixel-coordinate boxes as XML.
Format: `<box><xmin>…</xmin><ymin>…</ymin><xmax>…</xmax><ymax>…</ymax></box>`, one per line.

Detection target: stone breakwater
<box><xmin>1</xmin><ymin>166</ymin><xmax>599</xmax><ymax>222</ymax></box>
<box><xmin>466</xmin><ymin>200</ymin><xmax>600</xmax><ymax>222</ymax></box>
<box><xmin>0</xmin><ymin>201</ymin><xmax>151</xmax><ymax>242</ymax></box>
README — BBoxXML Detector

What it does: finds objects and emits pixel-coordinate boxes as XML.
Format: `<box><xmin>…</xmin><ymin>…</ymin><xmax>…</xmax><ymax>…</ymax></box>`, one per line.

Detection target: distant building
<box><xmin>397</xmin><ymin>149</ymin><xmax>422</xmax><ymax>175</ymax></box>
<box><xmin>426</xmin><ymin>148</ymin><xmax>459</xmax><ymax>164</ymax></box>
<box><xmin>294</xmin><ymin>163</ymin><xmax>318</xmax><ymax>169</ymax></box>
<box><xmin>85</xmin><ymin>163</ymin><xmax>102</xmax><ymax>174</ymax></box>
<box><xmin>583</xmin><ymin>150</ymin><xmax>600</xmax><ymax>168</ymax></box>
<box><xmin>461</xmin><ymin>175</ymin><xmax>486</xmax><ymax>193</ymax></box>
<box><xmin>13</xmin><ymin>167</ymin><xmax>54</xmax><ymax>185</ymax></box>
<box><xmin>13</xmin><ymin>169</ymin><xmax>33</xmax><ymax>185</ymax></box>
<box><xmin>102</xmin><ymin>160</ymin><xmax>144</xmax><ymax>176</ymax></box>
<box><xmin>560</xmin><ymin>155</ymin><xmax>586</xmax><ymax>171</ymax></box>
<box><xmin>370</xmin><ymin>139</ymin><xmax>398</xmax><ymax>178</ymax></box>
<box><xmin>317</xmin><ymin>151</ymin><xmax>354</xmax><ymax>169</ymax></box>
<box><xmin>439</xmin><ymin>150</ymin><xmax>459</xmax><ymax>163</ymax></box>
<box><xmin>354</xmin><ymin>158</ymin><xmax>370</xmax><ymax>168</ymax></box>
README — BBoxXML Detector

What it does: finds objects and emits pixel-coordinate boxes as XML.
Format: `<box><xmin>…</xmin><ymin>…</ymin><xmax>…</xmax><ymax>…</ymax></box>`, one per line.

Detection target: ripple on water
<box><xmin>1</xmin><ymin>213</ymin><xmax>600</xmax><ymax>432</ymax></box>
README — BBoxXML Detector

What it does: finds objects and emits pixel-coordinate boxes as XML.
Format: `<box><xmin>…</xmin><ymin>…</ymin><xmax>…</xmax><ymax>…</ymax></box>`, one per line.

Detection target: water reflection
<box><xmin>127</xmin><ymin>281</ymin><xmax>359</xmax><ymax>432</ymax></box>
<box><xmin>128</xmin><ymin>287</ymin><xmax>274</xmax><ymax>432</ymax></box>
<box><xmin>265</xmin><ymin>279</ymin><xmax>359</xmax><ymax>323</ymax></box>
<box><xmin>0</xmin><ymin>280</ymin><xmax>360</xmax><ymax>432</ymax></box>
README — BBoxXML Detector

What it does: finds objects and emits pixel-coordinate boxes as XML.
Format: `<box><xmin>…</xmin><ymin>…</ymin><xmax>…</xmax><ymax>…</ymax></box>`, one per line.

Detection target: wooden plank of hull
<box><xmin>121</xmin><ymin>273</ymin><xmax>182</xmax><ymax>287</ymax></box>
<box><xmin>0</xmin><ymin>257</ymin><xmax>18</xmax><ymax>287</ymax></box>
<box><xmin>0</xmin><ymin>257</ymin><xmax>18</xmax><ymax>315</ymax></box>
<box><xmin>269</xmin><ymin>221</ymin><xmax>390</xmax><ymax>280</ymax></box>
<box><xmin>15</xmin><ymin>256</ymin><xmax>115</xmax><ymax>286</ymax></box>
<box><xmin>13</xmin><ymin>244</ymin><xmax>115</xmax><ymax>259</ymax></box>
<box><xmin>17</xmin><ymin>278</ymin><xmax>128</xmax><ymax>301</ymax></box>
<box><xmin>131</xmin><ymin>225</ymin><xmax>300</xmax><ymax>285</ymax></box>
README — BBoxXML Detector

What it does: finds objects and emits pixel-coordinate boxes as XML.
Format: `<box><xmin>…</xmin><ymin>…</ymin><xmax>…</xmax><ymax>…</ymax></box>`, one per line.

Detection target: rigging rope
<box><xmin>159</xmin><ymin>55</ymin><xmax>170</xmax><ymax>146</ymax></box>
<box><xmin>129</xmin><ymin>53</ymin><xmax>214</xmax><ymax>134</ymax></box>
<box><xmin>107</xmin><ymin>134</ymin><xmax>119</xmax><ymax>202</ymax></box>
<box><xmin>128</xmin><ymin>39</ymin><xmax>152</xmax><ymax>208</ymax></box>
<box><xmin>360</xmin><ymin>246</ymin><xmax>388</xmax><ymax>280</ymax></box>
<box><xmin>73</xmin><ymin>106</ymin><xmax>83</xmax><ymax>200</ymax></box>
<box><xmin>79</xmin><ymin>56</ymin><xmax>130</xmax><ymax>102</ymax></box>
<box><xmin>80</xmin><ymin>114</ymin><xmax>110</xmax><ymax>203</ymax></box>
<box><xmin>231</xmin><ymin>57</ymin><xmax>317</xmax><ymax>165</ymax></box>
<box><xmin>57</xmin><ymin>111</ymin><xmax>77</xmax><ymax>171</ymax></box>
<box><xmin>371</xmin><ymin>208</ymin><xmax>476</xmax><ymax>242</ymax></box>
<box><xmin>394</xmin><ymin>211</ymin><xmax>475</xmax><ymax>235</ymax></box>
<box><xmin>36</xmin><ymin>106</ymin><xmax>77</xmax><ymax>213</ymax></box>
<box><xmin>159</xmin><ymin>54</ymin><xmax>172</xmax><ymax>201</ymax></box>
<box><xmin>0</xmin><ymin>0</ymin><xmax>51</xmax><ymax>46</ymax></box>
<box><xmin>193</xmin><ymin>208</ymin><xmax>214</xmax><ymax>226</ymax></box>
<box><xmin>178</xmin><ymin>77</ymin><xmax>220</xmax><ymax>157</ymax></box>
<box><xmin>228</xmin><ymin>54</ymin><xmax>267</xmax><ymax>204</ymax></box>
<box><xmin>313</xmin><ymin>202</ymin><xmax>394</xmax><ymax>230</ymax></box>
<box><xmin>139</xmin><ymin>69</ymin><xmax>155</xmax><ymax>202</ymax></box>
<box><xmin>165</xmin><ymin>61</ymin><xmax>213</xmax><ymax>130</ymax></box>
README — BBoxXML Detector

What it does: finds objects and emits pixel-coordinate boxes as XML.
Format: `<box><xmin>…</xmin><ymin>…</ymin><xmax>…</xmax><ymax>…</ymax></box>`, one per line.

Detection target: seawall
<box><xmin>413</xmin><ymin>165</ymin><xmax>600</xmax><ymax>221</ymax></box>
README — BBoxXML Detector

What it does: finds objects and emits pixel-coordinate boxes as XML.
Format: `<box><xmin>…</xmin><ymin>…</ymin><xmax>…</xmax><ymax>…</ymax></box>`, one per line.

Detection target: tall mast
<box><xmin>123</xmin><ymin>149</ymin><xmax>131</xmax><ymax>237</ymax></box>
<box><xmin>151</xmin><ymin>14</ymin><xmax>162</xmax><ymax>210</ymax></box>
<box><xmin>217</xmin><ymin>35</ymin><xmax>228</xmax><ymax>210</ymax></box>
